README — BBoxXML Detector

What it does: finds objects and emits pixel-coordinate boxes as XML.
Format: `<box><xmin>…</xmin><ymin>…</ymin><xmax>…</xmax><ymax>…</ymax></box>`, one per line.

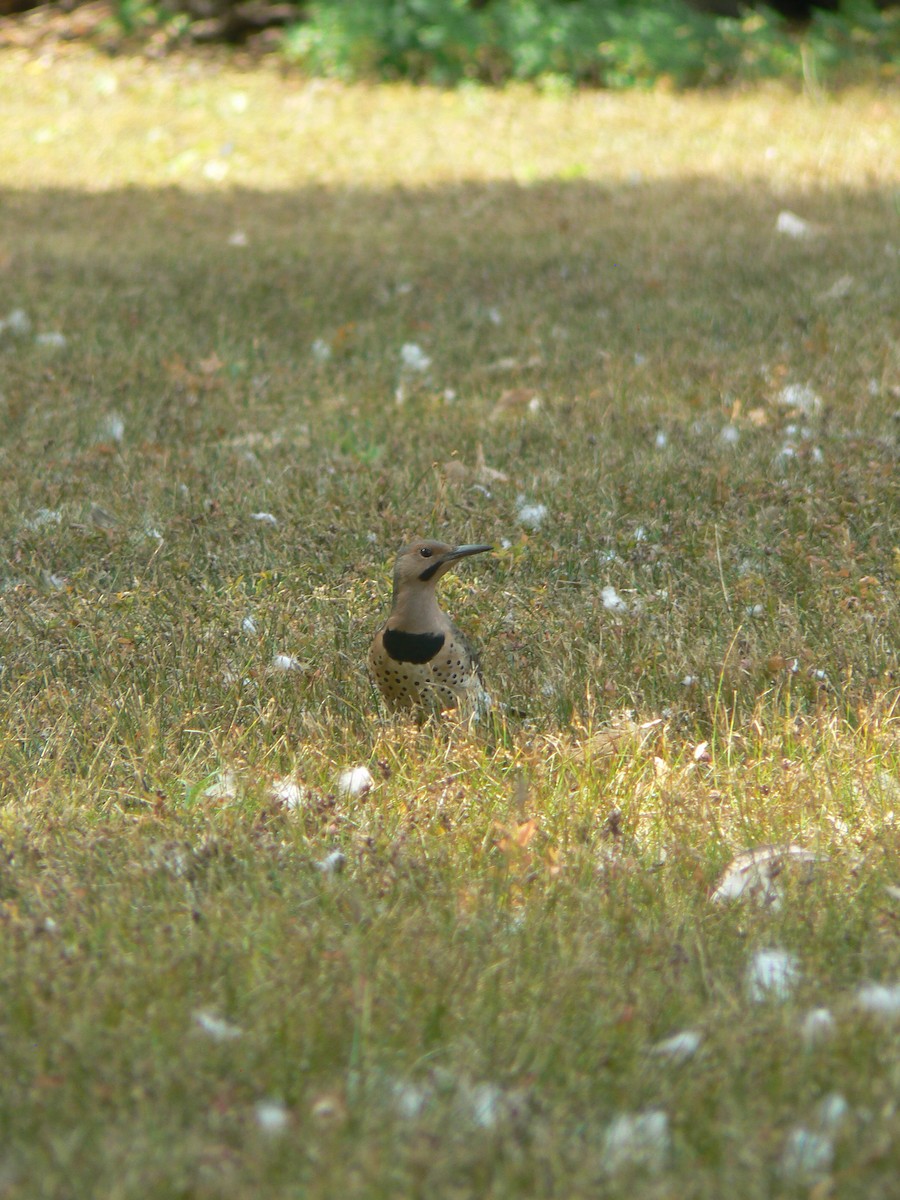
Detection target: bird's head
<box><xmin>391</xmin><ymin>539</ymin><xmax>492</xmax><ymax>602</ymax></box>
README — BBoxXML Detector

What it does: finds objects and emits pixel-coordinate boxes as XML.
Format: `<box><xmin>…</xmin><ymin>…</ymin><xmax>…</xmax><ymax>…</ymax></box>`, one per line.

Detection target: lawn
<box><xmin>1</xmin><ymin>36</ymin><xmax>899</xmax><ymax>1197</ymax></box>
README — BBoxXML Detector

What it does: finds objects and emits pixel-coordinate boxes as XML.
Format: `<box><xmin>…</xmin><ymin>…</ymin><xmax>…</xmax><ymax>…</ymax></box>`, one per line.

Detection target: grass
<box><xmin>1</xmin><ymin>40</ymin><xmax>900</xmax><ymax>1197</ymax></box>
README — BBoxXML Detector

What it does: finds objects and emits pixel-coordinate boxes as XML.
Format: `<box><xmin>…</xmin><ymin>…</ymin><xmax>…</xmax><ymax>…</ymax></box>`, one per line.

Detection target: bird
<box><xmin>369</xmin><ymin>538</ymin><xmax>493</xmax><ymax>717</ymax></box>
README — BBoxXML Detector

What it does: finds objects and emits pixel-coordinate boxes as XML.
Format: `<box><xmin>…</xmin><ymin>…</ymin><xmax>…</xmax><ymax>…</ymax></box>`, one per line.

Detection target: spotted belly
<box><xmin>369</xmin><ymin>629</ymin><xmax>487</xmax><ymax>714</ymax></box>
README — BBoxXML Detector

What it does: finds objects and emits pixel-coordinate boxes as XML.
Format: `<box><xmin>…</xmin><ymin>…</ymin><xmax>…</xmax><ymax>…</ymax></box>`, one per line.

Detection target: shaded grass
<box><xmin>0</xmin><ymin>46</ymin><xmax>899</xmax><ymax>1198</ymax></box>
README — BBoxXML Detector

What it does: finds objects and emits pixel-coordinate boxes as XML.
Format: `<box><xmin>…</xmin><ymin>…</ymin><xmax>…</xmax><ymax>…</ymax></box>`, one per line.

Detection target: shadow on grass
<box><xmin>0</xmin><ymin>177</ymin><xmax>894</xmax><ymax>397</ymax></box>
<box><xmin>0</xmin><ymin>176</ymin><xmax>896</xmax><ymax>759</ymax></box>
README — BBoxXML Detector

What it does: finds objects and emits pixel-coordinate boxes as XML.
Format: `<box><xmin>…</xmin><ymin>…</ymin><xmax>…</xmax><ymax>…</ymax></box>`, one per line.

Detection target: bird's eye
<box><xmin>419</xmin><ymin>547</ymin><xmax>433</xmax><ymax>558</ymax></box>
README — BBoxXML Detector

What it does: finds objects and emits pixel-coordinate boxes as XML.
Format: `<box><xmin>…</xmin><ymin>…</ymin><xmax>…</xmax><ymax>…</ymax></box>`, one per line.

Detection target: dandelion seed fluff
<box><xmin>747</xmin><ymin>948</ymin><xmax>799</xmax><ymax>1002</ymax></box>
<box><xmin>800</xmin><ymin>1007</ymin><xmax>835</xmax><ymax>1046</ymax></box>
<box><xmin>468</xmin><ymin>1083</ymin><xmax>503</xmax><ymax>1129</ymax></box>
<box><xmin>817</xmin><ymin>1093</ymin><xmax>849</xmax><ymax>1131</ymax></box>
<box><xmin>194</xmin><ymin>1010</ymin><xmax>242</xmax><ymax>1041</ymax></box>
<box><xmin>516</xmin><ymin>500</ymin><xmax>548</xmax><ymax>530</ymax></box>
<box><xmin>2</xmin><ymin>308</ymin><xmax>31</xmax><ymax>336</ymax></box>
<box><xmin>315</xmin><ymin>850</ymin><xmax>346</xmax><ymax>875</ymax></box>
<box><xmin>35</xmin><ymin>332</ymin><xmax>67</xmax><ymax>350</ymax></box>
<box><xmin>254</xmin><ymin>1100</ymin><xmax>289</xmax><ymax>1134</ymax></box>
<box><xmin>270</xmin><ymin>777</ymin><xmax>306</xmax><ymax>811</ymax></box>
<box><xmin>602</xmin><ymin>1111</ymin><xmax>669</xmax><ymax>1175</ymax></box>
<box><xmin>856</xmin><ymin>982</ymin><xmax>900</xmax><ymax>1018</ymax></box>
<box><xmin>781</xmin><ymin>1129</ymin><xmax>833</xmax><ymax>1180</ymax></box>
<box><xmin>776</xmin><ymin>211</ymin><xmax>813</xmax><ymax>239</ymax></box>
<box><xmin>400</xmin><ymin>343</ymin><xmax>431</xmax><ymax>372</ymax></box>
<box><xmin>651</xmin><ymin>1030</ymin><xmax>702</xmax><ymax>1061</ymax></box>
<box><xmin>778</xmin><ymin>384</ymin><xmax>822</xmax><ymax>417</ymax></box>
<box><xmin>601</xmin><ymin>586</ymin><xmax>628</xmax><ymax>614</ymax></box>
<box><xmin>337</xmin><ymin>766</ymin><xmax>374</xmax><ymax>797</ymax></box>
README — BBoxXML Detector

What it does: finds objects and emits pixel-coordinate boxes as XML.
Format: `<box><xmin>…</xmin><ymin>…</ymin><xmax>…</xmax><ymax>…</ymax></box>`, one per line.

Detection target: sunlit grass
<box><xmin>1</xmin><ymin>48</ymin><xmax>898</xmax><ymax>190</ymax></box>
<box><xmin>0</xmin><ymin>41</ymin><xmax>898</xmax><ymax>1198</ymax></box>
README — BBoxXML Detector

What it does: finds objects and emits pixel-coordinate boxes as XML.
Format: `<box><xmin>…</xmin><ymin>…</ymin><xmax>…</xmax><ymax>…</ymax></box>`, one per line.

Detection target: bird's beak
<box><xmin>416</xmin><ymin>543</ymin><xmax>492</xmax><ymax>584</ymax></box>
<box><xmin>444</xmin><ymin>543</ymin><xmax>493</xmax><ymax>563</ymax></box>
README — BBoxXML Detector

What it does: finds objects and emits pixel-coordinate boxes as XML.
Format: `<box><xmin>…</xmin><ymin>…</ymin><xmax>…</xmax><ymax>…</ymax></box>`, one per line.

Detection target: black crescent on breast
<box><xmin>382</xmin><ymin>628</ymin><xmax>446</xmax><ymax>664</ymax></box>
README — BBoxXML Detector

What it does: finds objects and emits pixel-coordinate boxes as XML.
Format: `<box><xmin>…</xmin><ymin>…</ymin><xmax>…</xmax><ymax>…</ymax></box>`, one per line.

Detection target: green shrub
<box><xmin>281</xmin><ymin>0</ymin><xmax>900</xmax><ymax>88</ymax></box>
<box><xmin>803</xmin><ymin>0</ymin><xmax>900</xmax><ymax>77</ymax></box>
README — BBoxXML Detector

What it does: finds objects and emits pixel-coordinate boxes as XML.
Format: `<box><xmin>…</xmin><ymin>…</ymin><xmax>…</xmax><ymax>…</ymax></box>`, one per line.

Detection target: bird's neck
<box><xmin>388</xmin><ymin>589</ymin><xmax>446</xmax><ymax>634</ymax></box>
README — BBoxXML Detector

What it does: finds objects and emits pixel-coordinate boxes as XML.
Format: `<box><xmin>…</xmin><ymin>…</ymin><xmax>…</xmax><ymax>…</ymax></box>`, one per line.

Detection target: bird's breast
<box><xmin>382</xmin><ymin>627</ymin><xmax>446</xmax><ymax>665</ymax></box>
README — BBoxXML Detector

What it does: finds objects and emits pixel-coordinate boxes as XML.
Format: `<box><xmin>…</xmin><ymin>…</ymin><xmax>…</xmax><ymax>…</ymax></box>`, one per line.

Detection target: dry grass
<box><xmin>0</xmin><ymin>42</ymin><xmax>899</xmax><ymax>1198</ymax></box>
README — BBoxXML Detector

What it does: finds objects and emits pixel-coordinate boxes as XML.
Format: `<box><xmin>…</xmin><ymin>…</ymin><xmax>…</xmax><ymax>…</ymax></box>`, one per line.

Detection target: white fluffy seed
<box><xmin>315</xmin><ymin>850</ymin><xmax>346</xmax><ymax>875</ymax></box>
<box><xmin>602</xmin><ymin>1111</ymin><xmax>669</xmax><ymax>1175</ymax></box>
<box><xmin>254</xmin><ymin>1099</ymin><xmax>290</xmax><ymax>1135</ymax></box>
<box><xmin>337</xmin><ymin>766</ymin><xmax>374</xmax><ymax>797</ymax></box>
<box><xmin>516</xmin><ymin>497</ymin><xmax>548</xmax><ymax>530</ymax></box>
<box><xmin>650</xmin><ymin>1030</ymin><xmax>702</xmax><ymax>1061</ymax></box>
<box><xmin>781</xmin><ymin>1129</ymin><xmax>833</xmax><ymax>1180</ymax></box>
<box><xmin>746</xmin><ymin>948</ymin><xmax>800</xmax><ymax>1002</ymax></box>
<box><xmin>193</xmin><ymin>1010</ymin><xmax>243</xmax><ymax>1041</ymax></box>
<box><xmin>1</xmin><ymin>308</ymin><xmax>31</xmax><ymax>336</ymax></box>
<box><xmin>776</xmin><ymin>210</ymin><xmax>813</xmax><ymax>238</ymax></box>
<box><xmin>35</xmin><ymin>331</ymin><xmax>67</xmax><ymax>349</ymax></box>
<box><xmin>400</xmin><ymin>342</ymin><xmax>431</xmax><ymax>371</ymax></box>
<box><xmin>269</xmin><ymin>777</ymin><xmax>307</xmax><ymax>810</ymax></box>
<box><xmin>855</xmin><ymin>982</ymin><xmax>900</xmax><ymax>1018</ymax></box>
<box><xmin>800</xmin><ymin>1008</ymin><xmax>835</xmax><ymax>1045</ymax></box>
<box><xmin>778</xmin><ymin>383</ymin><xmax>823</xmax><ymax>417</ymax></box>
<box><xmin>601</xmin><ymin>585</ymin><xmax>628</xmax><ymax>614</ymax></box>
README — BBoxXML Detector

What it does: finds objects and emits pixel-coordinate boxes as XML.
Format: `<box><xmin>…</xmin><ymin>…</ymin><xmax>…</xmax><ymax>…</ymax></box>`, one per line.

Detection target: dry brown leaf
<box><xmin>571</xmin><ymin>716</ymin><xmax>663</xmax><ymax>764</ymax></box>
<box><xmin>310</xmin><ymin>1091</ymin><xmax>347</xmax><ymax>1124</ymax></box>
<box><xmin>653</xmin><ymin>756</ymin><xmax>671</xmax><ymax>779</ymax></box>
<box><xmin>588</xmin><ymin>727</ymin><xmax>630</xmax><ymax>760</ymax></box>
<box><xmin>441</xmin><ymin>459</ymin><xmax>470</xmax><ymax>486</ymax></box>
<box><xmin>515</xmin><ymin>818</ymin><xmax>538</xmax><ymax>849</ymax></box>
<box><xmin>544</xmin><ymin>846</ymin><xmax>562</xmax><ymax>878</ymax></box>
<box><xmin>479</xmin><ymin>354</ymin><xmax>543</xmax><ymax>375</ymax></box>
<box><xmin>331</xmin><ymin>322</ymin><xmax>357</xmax><ymax>349</ymax></box>
<box><xmin>490</xmin><ymin>387</ymin><xmax>540</xmax><ymax>420</ymax></box>
<box><xmin>441</xmin><ymin>444</ymin><xmax>509</xmax><ymax>488</ymax></box>
<box><xmin>473</xmin><ymin>443</ymin><xmax>509</xmax><ymax>484</ymax></box>
<box><xmin>89</xmin><ymin>503</ymin><xmax>117</xmax><ymax>531</ymax></box>
<box><xmin>164</xmin><ymin>355</ymin><xmax>219</xmax><ymax>393</ymax></box>
<box><xmin>494</xmin><ymin>817</ymin><xmax>538</xmax><ymax>856</ymax></box>
<box><xmin>198</xmin><ymin>352</ymin><xmax>224</xmax><ymax>375</ymax></box>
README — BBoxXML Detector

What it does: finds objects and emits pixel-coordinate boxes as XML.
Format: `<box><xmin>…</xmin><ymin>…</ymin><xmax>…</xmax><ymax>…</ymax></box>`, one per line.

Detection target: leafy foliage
<box><xmin>282</xmin><ymin>0</ymin><xmax>900</xmax><ymax>88</ymax></box>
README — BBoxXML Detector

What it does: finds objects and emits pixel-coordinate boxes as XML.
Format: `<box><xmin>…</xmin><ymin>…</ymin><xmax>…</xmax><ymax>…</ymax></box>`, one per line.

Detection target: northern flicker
<box><xmin>369</xmin><ymin>539</ymin><xmax>493</xmax><ymax>716</ymax></box>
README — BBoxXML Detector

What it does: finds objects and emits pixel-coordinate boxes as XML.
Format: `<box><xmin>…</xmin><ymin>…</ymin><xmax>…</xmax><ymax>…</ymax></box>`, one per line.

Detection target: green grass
<box><xmin>1</xmin><ymin>44</ymin><xmax>899</xmax><ymax>1197</ymax></box>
